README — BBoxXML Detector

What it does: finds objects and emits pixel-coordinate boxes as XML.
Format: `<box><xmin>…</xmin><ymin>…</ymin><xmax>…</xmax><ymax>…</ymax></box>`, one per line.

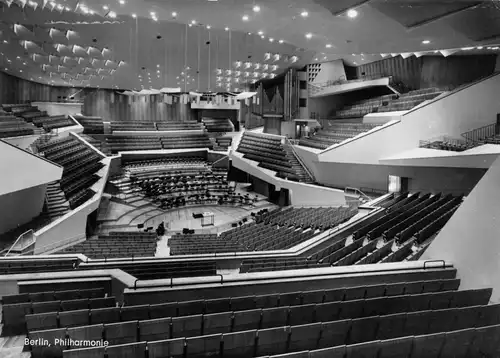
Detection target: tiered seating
<box><xmin>0</xmin><ymin>114</ymin><xmax>35</xmax><ymax>138</ymax></box>
<box><xmin>378</xmin><ymin>88</ymin><xmax>443</xmax><ymax>112</ymax></box>
<box><xmin>81</xmin><ymin>260</ymin><xmax>217</xmax><ymax>280</ymax></box>
<box><xmin>161</xmin><ymin>133</ymin><xmax>212</xmax><ymax>149</ymax></box>
<box><xmin>169</xmin><ymin>234</ymin><xmax>245</xmax><ymax>255</ymax></box>
<box><xmin>57</xmin><ymin>232</ymin><xmax>157</xmax><ymax>259</ymax></box>
<box><xmin>202</xmin><ymin>117</ymin><xmax>233</xmax><ymax>132</ymax></box>
<box><xmin>32</xmin><ymin>115</ymin><xmax>75</xmax><ymax>131</ymax></box>
<box><xmin>198</xmin><ymin>207</ymin><xmax>357</xmax><ymax>255</ymax></box>
<box><xmin>73</xmin><ymin>115</ymin><xmax>104</xmax><ymax>134</ymax></box>
<box><xmin>238</xmin><ymin>132</ymin><xmax>302</xmax><ymax>181</ymax></box>
<box><xmin>299</xmin><ymin>123</ymin><xmax>379</xmax><ymax>150</ymax></box>
<box><xmin>334</xmin><ymin>94</ymin><xmax>396</xmax><ymax>119</ymax></box>
<box><xmin>215</xmin><ymin>136</ymin><xmax>232</xmax><ymax>150</ymax></box>
<box><xmin>21</xmin><ymin>272</ymin><xmax>500</xmax><ymax>358</ymax></box>
<box><xmin>111</xmin><ymin>121</ymin><xmax>156</xmax><ymax>131</ymax></box>
<box><xmin>0</xmin><ymin>257</ymin><xmax>78</xmax><ymax>275</ymax></box>
<box><xmin>156</xmin><ymin>121</ymin><xmax>204</xmax><ymax>131</ymax></box>
<box><xmin>1</xmin><ymin>103</ymin><xmax>37</xmax><ymax>115</ymax></box>
<box><xmin>1</xmin><ymin>288</ymin><xmax>110</xmax><ymax>334</ymax></box>
<box><xmin>240</xmin><ymin>257</ymin><xmax>328</xmax><ymax>273</ymax></box>
<box><xmin>308</xmin><ymin>192</ymin><xmax>462</xmax><ymax>267</ymax></box>
<box><xmin>106</xmin><ymin>134</ymin><xmax>212</xmax><ymax>153</ymax></box>
<box><xmin>38</xmin><ymin>136</ymin><xmax>104</xmax><ymax>209</ymax></box>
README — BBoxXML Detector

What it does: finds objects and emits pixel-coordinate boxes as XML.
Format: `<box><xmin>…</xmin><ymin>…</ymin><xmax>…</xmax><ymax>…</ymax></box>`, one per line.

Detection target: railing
<box><xmin>461</xmin><ymin>123</ymin><xmax>498</xmax><ymax>143</ymax></box>
<box><xmin>4</xmin><ymin>229</ymin><xmax>35</xmax><ymax>256</ymax></box>
<box><xmin>284</xmin><ymin>137</ymin><xmax>316</xmax><ymax>182</ymax></box>
<box><xmin>345</xmin><ymin>187</ymin><xmax>371</xmax><ymax>202</ymax></box>
<box><xmin>29</xmin><ymin>233</ymin><xmax>86</xmax><ymax>255</ymax></box>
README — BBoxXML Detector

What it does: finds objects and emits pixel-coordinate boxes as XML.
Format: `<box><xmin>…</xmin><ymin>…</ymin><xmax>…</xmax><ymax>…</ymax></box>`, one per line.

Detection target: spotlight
<box><xmin>132</xmin><ymin>13</ymin><xmax>137</xmax><ymax>18</ymax></box>
<box><xmin>279</xmin><ymin>39</ymin><xmax>284</xmax><ymax>44</ymax></box>
<box><xmin>326</xmin><ymin>44</ymin><xmax>332</xmax><ymax>48</ymax></box>
<box><xmin>172</xmin><ymin>11</ymin><xmax>177</xmax><ymax>17</ymax></box>
<box><xmin>300</xmin><ymin>11</ymin><xmax>308</xmax><ymax>17</ymax></box>
<box><xmin>242</xmin><ymin>15</ymin><xmax>249</xmax><ymax>21</ymax></box>
<box><xmin>257</xmin><ymin>31</ymin><xmax>263</xmax><ymax>35</ymax></box>
<box><xmin>225</xmin><ymin>27</ymin><xmax>229</xmax><ymax>31</ymax></box>
<box><xmin>422</xmin><ymin>40</ymin><xmax>431</xmax><ymax>44</ymax></box>
<box><xmin>347</xmin><ymin>9</ymin><xmax>358</xmax><ymax>18</ymax></box>
<box><xmin>103</xmin><ymin>5</ymin><xmax>109</xmax><ymax>10</ymax></box>
<box><xmin>305</xmin><ymin>33</ymin><xmax>312</xmax><ymax>39</ymax></box>
<box><xmin>108</xmin><ymin>11</ymin><xmax>117</xmax><ymax>18</ymax></box>
<box><xmin>253</xmin><ymin>5</ymin><xmax>260</xmax><ymax>12</ymax></box>
<box><xmin>119</xmin><ymin>0</ymin><xmax>124</xmax><ymax>4</ymax></box>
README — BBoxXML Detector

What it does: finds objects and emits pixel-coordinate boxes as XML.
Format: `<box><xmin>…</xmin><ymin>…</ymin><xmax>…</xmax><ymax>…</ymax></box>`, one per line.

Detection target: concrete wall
<box><xmin>3</xmin><ymin>134</ymin><xmax>40</xmax><ymax>150</ymax></box>
<box><xmin>308</xmin><ymin>161</ymin><xmax>485</xmax><ymax>195</ymax></box>
<box><xmin>319</xmin><ymin>73</ymin><xmax>500</xmax><ymax>165</ymax></box>
<box><xmin>0</xmin><ymin>184</ymin><xmax>46</xmax><ymax>234</ymax></box>
<box><xmin>0</xmin><ymin>139</ymin><xmax>62</xmax><ymax>197</ymax></box>
<box><xmin>422</xmin><ymin>154</ymin><xmax>500</xmax><ymax>303</ymax></box>
<box><xmin>311</xmin><ymin>60</ymin><xmax>346</xmax><ymax>84</ymax></box>
<box><xmin>32</xmin><ymin>102</ymin><xmax>82</xmax><ymax>116</ymax></box>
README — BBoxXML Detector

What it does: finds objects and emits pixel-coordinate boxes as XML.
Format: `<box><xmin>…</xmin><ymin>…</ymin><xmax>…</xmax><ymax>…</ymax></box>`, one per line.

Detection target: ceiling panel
<box><xmin>446</xmin><ymin>3</ymin><xmax>500</xmax><ymax>41</ymax></box>
<box><xmin>312</xmin><ymin>0</ymin><xmax>372</xmax><ymax>15</ymax></box>
<box><xmin>369</xmin><ymin>0</ymin><xmax>482</xmax><ymax>29</ymax></box>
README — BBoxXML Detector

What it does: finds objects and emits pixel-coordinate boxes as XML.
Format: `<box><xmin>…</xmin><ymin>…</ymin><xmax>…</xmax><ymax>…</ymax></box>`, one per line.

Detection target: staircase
<box><xmin>283</xmin><ymin>142</ymin><xmax>314</xmax><ymax>183</ymax></box>
<box><xmin>45</xmin><ymin>182</ymin><xmax>70</xmax><ymax>219</ymax></box>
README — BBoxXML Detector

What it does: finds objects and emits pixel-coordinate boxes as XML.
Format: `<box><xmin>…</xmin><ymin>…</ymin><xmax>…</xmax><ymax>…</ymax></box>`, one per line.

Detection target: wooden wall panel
<box><xmin>355</xmin><ymin>55</ymin><xmax>498</xmax><ymax>90</ymax></box>
<box><xmin>0</xmin><ymin>71</ymin><xmax>76</xmax><ymax>104</ymax></box>
<box><xmin>82</xmin><ymin>90</ymin><xmax>197</xmax><ymax>122</ymax></box>
<box><xmin>420</xmin><ymin>55</ymin><xmax>497</xmax><ymax>89</ymax></box>
<box><xmin>356</xmin><ymin>56</ymin><xmax>423</xmax><ymax>90</ymax></box>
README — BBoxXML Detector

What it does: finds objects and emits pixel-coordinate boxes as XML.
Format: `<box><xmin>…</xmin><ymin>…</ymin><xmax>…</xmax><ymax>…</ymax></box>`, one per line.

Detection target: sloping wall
<box><xmin>319</xmin><ymin>73</ymin><xmax>500</xmax><ymax>165</ymax></box>
<box><xmin>0</xmin><ymin>184</ymin><xmax>46</xmax><ymax>235</ymax></box>
<box><xmin>355</xmin><ymin>55</ymin><xmax>497</xmax><ymax>90</ymax></box>
<box><xmin>0</xmin><ymin>139</ymin><xmax>62</xmax><ymax>196</ymax></box>
<box><xmin>422</xmin><ymin>155</ymin><xmax>500</xmax><ymax>303</ymax></box>
<box><xmin>310</xmin><ymin>60</ymin><xmax>347</xmax><ymax>84</ymax></box>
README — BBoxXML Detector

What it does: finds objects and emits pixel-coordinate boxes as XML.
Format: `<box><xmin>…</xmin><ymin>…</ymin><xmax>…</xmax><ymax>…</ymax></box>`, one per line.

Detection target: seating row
<box><xmin>27</xmin><ymin>288</ymin><xmax>494</xmax><ymax>358</ymax></box>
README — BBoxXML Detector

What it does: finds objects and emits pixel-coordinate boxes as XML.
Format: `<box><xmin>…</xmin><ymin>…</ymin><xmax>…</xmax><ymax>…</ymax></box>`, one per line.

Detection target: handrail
<box><xmin>284</xmin><ymin>137</ymin><xmax>315</xmax><ymax>182</ymax></box>
<box><xmin>4</xmin><ymin>229</ymin><xmax>34</xmax><ymax>256</ymax></box>
<box><xmin>345</xmin><ymin>187</ymin><xmax>371</xmax><ymax>201</ymax></box>
<box><xmin>461</xmin><ymin>122</ymin><xmax>497</xmax><ymax>143</ymax></box>
<box><xmin>28</xmin><ymin>233</ymin><xmax>86</xmax><ymax>255</ymax></box>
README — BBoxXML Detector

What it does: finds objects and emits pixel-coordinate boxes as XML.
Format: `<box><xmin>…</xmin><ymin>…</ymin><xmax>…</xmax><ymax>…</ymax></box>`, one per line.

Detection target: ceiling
<box><xmin>0</xmin><ymin>0</ymin><xmax>499</xmax><ymax>91</ymax></box>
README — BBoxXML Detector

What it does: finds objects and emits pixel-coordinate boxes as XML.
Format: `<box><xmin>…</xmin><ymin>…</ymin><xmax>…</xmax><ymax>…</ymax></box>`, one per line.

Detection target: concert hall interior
<box><xmin>1</xmin><ymin>0</ymin><xmax>500</xmax><ymax>357</ymax></box>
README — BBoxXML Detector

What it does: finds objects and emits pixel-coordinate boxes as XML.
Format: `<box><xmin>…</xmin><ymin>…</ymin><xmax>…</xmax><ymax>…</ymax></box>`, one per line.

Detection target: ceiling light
<box><xmin>300</xmin><ymin>11</ymin><xmax>308</xmax><ymax>17</ymax></box>
<box><xmin>323</xmin><ymin>56</ymin><xmax>327</xmax><ymax>59</ymax></box>
<box><xmin>422</xmin><ymin>40</ymin><xmax>431</xmax><ymax>44</ymax></box>
<box><xmin>3</xmin><ymin>40</ymin><xmax>8</xmax><ymax>44</ymax></box>
<box><xmin>19</xmin><ymin>70</ymin><xmax>22</xmax><ymax>72</ymax></box>
<box><xmin>258</xmin><ymin>31</ymin><xmax>264</xmax><ymax>35</ymax></box>
<box><xmin>314</xmin><ymin>58</ymin><xmax>318</xmax><ymax>61</ymax></box>
<box><xmin>269</xmin><ymin>38</ymin><xmax>274</xmax><ymax>42</ymax></box>
<box><xmin>305</xmin><ymin>33</ymin><xmax>312</xmax><ymax>39</ymax></box>
<box><xmin>492</xmin><ymin>47</ymin><xmax>499</xmax><ymax>50</ymax></box>
<box><xmin>207</xmin><ymin>25</ymin><xmax>211</xmax><ymax>29</ymax></box>
<box><xmin>132</xmin><ymin>13</ymin><xmax>136</xmax><ymax>18</ymax></box>
<box><xmin>461</xmin><ymin>47</ymin><xmax>474</xmax><ymax>50</ymax></box>
<box><xmin>225</xmin><ymin>27</ymin><xmax>229</xmax><ymax>31</ymax></box>
<box><xmin>278</xmin><ymin>39</ymin><xmax>284</xmax><ymax>44</ymax></box>
<box><xmin>261</xmin><ymin>35</ymin><xmax>265</xmax><ymax>39</ymax></box>
<box><xmin>118</xmin><ymin>0</ymin><xmax>124</xmax><ymax>4</ymax></box>
<box><xmin>326</xmin><ymin>44</ymin><xmax>332</xmax><ymax>48</ymax></box>
<box><xmin>150</xmin><ymin>11</ymin><xmax>155</xmax><ymax>16</ymax></box>
<box><xmin>476</xmin><ymin>46</ymin><xmax>483</xmax><ymax>50</ymax></box>
<box><xmin>347</xmin><ymin>9</ymin><xmax>358</xmax><ymax>18</ymax></box>
<box><xmin>253</xmin><ymin>5</ymin><xmax>260</xmax><ymax>12</ymax></box>
<box><xmin>353</xmin><ymin>62</ymin><xmax>357</xmax><ymax>64</ymax></box>
<box><xmin>191</xmin><ymin>20</ymin><xmax>197</xmax><ymax>24</ymax></box>
<box><xmin>103</xmin><ymin>5</ymin><xmax>109</xmax><ymax>10</ymax></box>
<box><xmin>242</xmin><ymin>15</ymin><xmax>249</xmax><ymax>21</ymax></box>
<box><xmin>89</xmin><ymin>10</ymin><xmax>94</xmax><ymax>14</ymax></box>
<box><xmin>108</xmin><ymin>11</ymin><xmax>117</xmax><ymax>18</ymax></box>
<box><xmin>65</xmin><ymin>6</ymin><xmax>70</xmax><ymax>11</ymax></box>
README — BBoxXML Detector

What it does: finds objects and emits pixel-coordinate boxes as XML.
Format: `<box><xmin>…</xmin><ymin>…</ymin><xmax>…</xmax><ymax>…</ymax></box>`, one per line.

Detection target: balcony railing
<box><xmin>461</xmin><ymin>123</ymin><xmax>498</xmax><ymax>143</ymax></box>
<box><xmin>419</xmin><ymin>135</ymin><xmax>477</xmax><ymax>151</ymax></box>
